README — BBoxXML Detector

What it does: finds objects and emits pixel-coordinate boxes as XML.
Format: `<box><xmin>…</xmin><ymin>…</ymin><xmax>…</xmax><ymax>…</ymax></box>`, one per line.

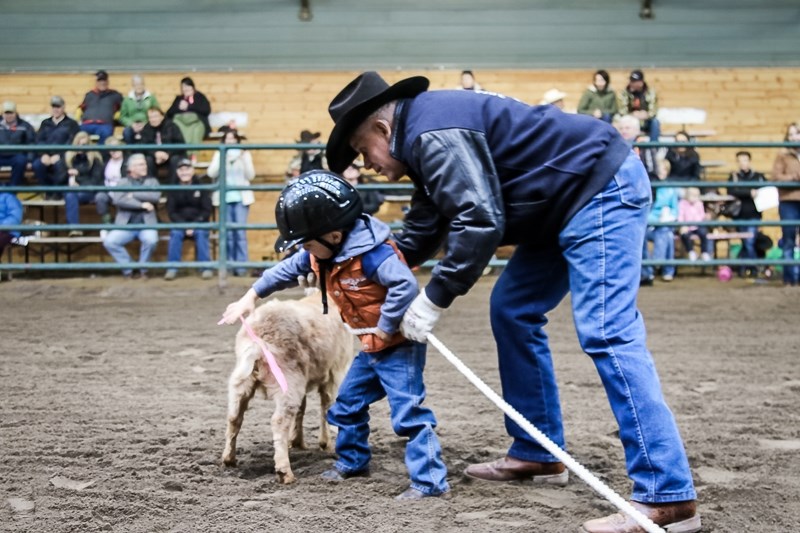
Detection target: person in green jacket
<box><xmin>577</xmin><ymin>69</ymin><xmax>618</xmax><ymax>123</ymax></box>
<box><xmin>119</xmin><ymin>74</ymin><xmax>160</xmax><ymax>144</ymax></box>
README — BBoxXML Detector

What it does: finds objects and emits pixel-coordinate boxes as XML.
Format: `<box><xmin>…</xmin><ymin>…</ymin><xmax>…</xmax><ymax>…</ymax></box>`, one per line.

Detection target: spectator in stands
<box><xmin>207</xmin><ymin>128</ymin><xmax>255</xmax><ymax>277</ymax></box>
<box><xmin>678</xmin><ymin>187</ymin><xmax>712</xmax><ymax>262</ymax></box>
<box><xmin>0</xmin><ymin>101</ymin><xmax>36</xmax><ymax>186</ymax></box>
<box><xmin>539</xmin><ymin>89</ymin><xmax>567</xmax><ymax>109</ymax></box>
<box><xmin>643</xmin><ymin>158</ymin><xmax>679</xmax><ymax>284</ymax></box>
<box><xmin>772</xmin><ymin>122</ymin><xmax>800</xmax><ymax>286</ymax></box>
<box><xmin>342</xmin><ymin>159</ymin><xmax>385</xmax><ymax>215</ymax></box>
<box><xmin>138</xmin><ymin>107</ymin><xmax>186</xmax><ymax>182</ymax></box>
<box><xmin>619</xmin><ymin>69</ymin><xmax>660</xmax><ymax>141</ymax></box>
<box><xmin>103</xmin><ymin>153</ymin><xmax>160</xmax><ymax>280</ymax></box>
<box><xmin>164</xmin><ymin>158</ymin><xmax>213</xmax><ymax>281</ymax></box>
<box><xmin>456</xmin><ymin>70</ymin><xmax>483</xmax><ymax>91</ymax></box>
<box><xmin>728</xmin><ymin>151</ymin><xmax>767</xmax><ymax>277</ymax></box>
<box><xmin>0</xmin><ymin>188</ymin><xmax>23</xmax><ymax>256</ymax></box>
<box><xmin>290</xmin><ymin>129</ymin><xmax>327</xmax><ymax>174</ymax></box>
<box><xmin>119</xmin><ymin>74</ymin><xmax>160</xmax><ymax>144</ymax></box>
<box><xmin>615</xmin><ymin>114</ymin><xmax>640</xmax><ymax>147</ymax></box>
<box><xmin>33</xmin><ymin>96</ymin><xmax>80</xmax><ymax>198</ymax></box>
<box><xmin>284</xmin><ymin>156</ymin><xmax>302</xmax><ymax>184</ymax></box>
<box><xmin>96</xmin><ymin>137</ymin><xmax>125</xmax><ymax>235</ymax></box>
<box><xmin>577</xmin><ymin>69</ymin><xmax>618</xmax><ymax>123</ymax></box>
<box><xmin>77</xmin><ymin>70</ymin><xmax>123</xmax><ymax>144</ymax></box>
<box><xmin>60</xmin><ymin>131</ymin><xmax>105</xmax><ymax>237</ymax></box>
<box><xmin>166</xmin><ymin>77</ymin><xmax>211</xmax><ymax>151</ymax></box>
<box><xmin>665</xmin><ymin>130</ymin><xmax>702</xmax><ymax>181</ymax></box>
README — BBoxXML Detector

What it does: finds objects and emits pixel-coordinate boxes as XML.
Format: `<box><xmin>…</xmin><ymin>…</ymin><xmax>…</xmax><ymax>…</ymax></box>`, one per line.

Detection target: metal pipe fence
<box><xmin>1</xmin><ymin>141</ymin><xmax>799</xmax><ymax>281</ymax></box>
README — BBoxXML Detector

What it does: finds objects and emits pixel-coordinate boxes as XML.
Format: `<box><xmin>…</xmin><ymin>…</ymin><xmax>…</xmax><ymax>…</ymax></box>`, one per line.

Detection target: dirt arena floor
<box><xmin>1</xmin><ymin>273</ymin><xmax>798</xmax><ymax>532</ymax></box>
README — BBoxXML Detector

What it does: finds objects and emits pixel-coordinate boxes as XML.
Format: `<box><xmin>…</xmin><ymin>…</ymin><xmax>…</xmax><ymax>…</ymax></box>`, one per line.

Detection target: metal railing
<box><xmin>1</xmin><ymin>141</ymin><xmax>799</xmax><ymax>280</ymax></box>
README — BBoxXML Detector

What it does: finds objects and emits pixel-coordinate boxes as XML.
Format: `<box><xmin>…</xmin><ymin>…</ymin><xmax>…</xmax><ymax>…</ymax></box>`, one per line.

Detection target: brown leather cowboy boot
<box><xmin>464</xmin><ymin>455</ymin><xmax>568</xmax><ymax>485</ymax></box>
<box><xmin>580</xmin><ymin>500</ymin><xmax>701</xmax><ymax>533</ymax></box>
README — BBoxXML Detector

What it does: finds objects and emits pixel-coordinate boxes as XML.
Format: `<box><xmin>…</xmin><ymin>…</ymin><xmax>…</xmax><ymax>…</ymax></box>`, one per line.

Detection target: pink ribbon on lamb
<box><xmin>239</xmin><ymin>316</ymin><xmax>289</xmax><ymax>394</ymax></box>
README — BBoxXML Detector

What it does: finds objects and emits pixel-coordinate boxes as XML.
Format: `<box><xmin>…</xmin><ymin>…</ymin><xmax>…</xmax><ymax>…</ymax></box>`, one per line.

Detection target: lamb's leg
<box><xmin>222</xmin><ymin>374</ymin><xmax>257</xmax><ymax>467</ymax></box>
<box><xmin>290</xmin><ymin>395</ymin><xmax>307</xmax><ymax>450</ymax></box>
<box><xmin>272</xmin><ymin>393</ymin><xmax>302</xmax><ymax>484</ymax></box>
<box><xmin>317</xmin><ymin>381</ymin><xmax>336</xmax><ymax>451</ymax></box>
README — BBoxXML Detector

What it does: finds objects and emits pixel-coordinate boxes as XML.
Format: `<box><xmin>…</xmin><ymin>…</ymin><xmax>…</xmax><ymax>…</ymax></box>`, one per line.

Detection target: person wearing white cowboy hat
<box><xmin>540</xmin><ymin>88</ymin><xmax>567</xmax><ymax>109</ymax></box>
<box><xmin>325</xmin><ymin>71</ymin><xmax>700</xmax><ymax>533</ymax></box>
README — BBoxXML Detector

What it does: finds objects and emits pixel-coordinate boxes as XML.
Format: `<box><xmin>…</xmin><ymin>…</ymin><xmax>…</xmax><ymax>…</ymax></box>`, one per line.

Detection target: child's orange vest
<box><xmin>311</xmin><ymin>240</ymin><xmax>408</xmax><ymax>353</ymax></box>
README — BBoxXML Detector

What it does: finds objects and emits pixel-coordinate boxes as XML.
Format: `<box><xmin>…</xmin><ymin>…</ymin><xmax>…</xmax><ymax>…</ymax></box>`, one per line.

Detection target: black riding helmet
<box><xmin>274</xmin><ymin>170</ymin><xmax>363</xmax><ymax>253</ymax></box>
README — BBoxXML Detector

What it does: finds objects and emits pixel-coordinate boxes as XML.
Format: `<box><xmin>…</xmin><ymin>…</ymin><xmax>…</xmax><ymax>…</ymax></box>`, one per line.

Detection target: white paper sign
<box><xmin>754</xmin><ymin>186</ymin><xmax>779</xmax><ymax>213</ymax></box>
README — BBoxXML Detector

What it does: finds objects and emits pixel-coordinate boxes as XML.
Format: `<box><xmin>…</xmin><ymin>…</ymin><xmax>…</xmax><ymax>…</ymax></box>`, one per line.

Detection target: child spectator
<box><xmin>642</xmin><ymin>158</ymin><xmax>679</xmax><ymax>284</ymax></box>
<box><xmin>119</xmin><ymin>74</ymin><xmax>160</xmax><ymax>144</ymax></box>
<box><xmin>0</xmin><ymin>189</ymin><xmax>23</xmax><ymax>256</ymax></box>
<box><xmin>207</xmin><ymin>128</ymin><xmax>255</xmax><ymax>277</ymax></box>
<box><xmin>77</xmin><ymin>70</ymin><xmax>123</xmax><ymax>144</ymax></box>
<box><xmin>666</xmin><ymin>131</ymin><xmax>702</xmax><ymax>181</ymax></box>
<box><xmin>166</xmin><ymin>77</ymin><xmax>211</xmax><ymax>150</ymax></box>
<box><xmin>102</xmin><ymin>153</ymin><xmax>160</xmax><ymax>279</ymax></box>
<box><xmin>619</xmin><ymin>69</ymin><xmax>660</xmax><ymax>141</ymax></box>
<box><xmin>0</xmin><ymin>101</ymin><xmax>36</xmax><ymax>186</ymax></box>
<box><xmin>164</xmin><ymin>158</ymin><xmax>213</xmax><ymax>281</ymax></box>
<box><xmin>33</xmin><ymin>96</ymin><xmax>80</xmax><ymax>197</ymax></box>
<box><xmin>728</xmin><ymin>150</ymin><xmax>767</xmax><ymax>277</ymax></box>
<box><xmin>577</xmin><ymin>69</ymin><xmax>618</xmax><ymax>123</ymax></box>
<box><xmin>678</xmin><ymin>187</ymin><xmax>712</xmax><ymax>262</ymax></box>
<box><xmin>219</xmin><ymin>171</ymin><xmax>450</xmax><ymax>500</ymax></box>
<box><xmin>60</xmin><ymin>131</ymin><xmax>104</xmax><ymax>237</ymax></box>
<box><xmin>771</xmin><ymin>122</ymin><xmax>800</xmax><ymax>286</ymax></box>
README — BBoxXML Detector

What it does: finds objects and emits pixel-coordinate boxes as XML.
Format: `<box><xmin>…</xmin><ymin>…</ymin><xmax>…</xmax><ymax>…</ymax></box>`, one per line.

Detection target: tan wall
<box><xmin>4</xmin><ymin>68</ymin><xmax>798</xmax><ymax>265</ymax></box>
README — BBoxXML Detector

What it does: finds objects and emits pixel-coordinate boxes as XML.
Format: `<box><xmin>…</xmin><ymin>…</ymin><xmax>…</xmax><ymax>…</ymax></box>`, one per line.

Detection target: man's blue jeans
<box><xmin>0</xmin><ymin>154</ymin><xmax>28</xmax><ymax>186</ymax></box>
<box><xmin>102</xmin><ymin>229</ymin><xmax>159</xmax><ymax>276</ymax></box>
<box><xmin>79</xmin><ymin>123</ymin><xmax>114</xmax><ymax>144</ymax></box>
<box><xmin>167</xmin><ymin>229</ymin><xmax>211</xmax><ymax>265</ymax></box>
<box><xmin>490</xmin><ymin>152</ymin><xmax>696</xmax><ymax>503</ymax></box>
<box><xmin>327</xmin><ymin>341</ymin><xmax>450</xmax><ymax>496</ymax></box>
<box><xmin>64</xmin><ymin>190</ymin><xmax>97</xmax><ymax>224</ymax></box>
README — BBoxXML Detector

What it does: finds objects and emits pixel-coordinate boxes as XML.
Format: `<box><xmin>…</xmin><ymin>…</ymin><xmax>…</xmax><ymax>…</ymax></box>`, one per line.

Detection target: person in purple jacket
<box><xmin>324</xmin><ymin>72</ymin><xmax>700</xmax><ymax>533</ymax></box>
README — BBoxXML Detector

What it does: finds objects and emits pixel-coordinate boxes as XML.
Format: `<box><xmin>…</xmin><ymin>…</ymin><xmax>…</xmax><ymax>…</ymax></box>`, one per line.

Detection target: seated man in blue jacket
<box><xmin>324</xmin><ymin>72</ymin><xmax>700</xmax><ymax>533</ymax></box>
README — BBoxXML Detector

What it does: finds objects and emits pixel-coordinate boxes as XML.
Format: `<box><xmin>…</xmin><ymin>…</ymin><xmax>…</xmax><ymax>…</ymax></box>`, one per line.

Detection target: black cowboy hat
<box><xmin>298</xmin><ymin>129</ymin><xmax>321</xmax><ymax>143</ymax></box>
<box><xmin>326</xmin><ymin>71</ymin><xmax>429</xmax><ymax>173</ymax></box>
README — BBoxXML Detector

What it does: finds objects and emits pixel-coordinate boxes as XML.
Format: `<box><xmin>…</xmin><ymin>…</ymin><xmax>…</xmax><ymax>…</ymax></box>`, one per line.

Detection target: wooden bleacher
<box><xmin>2</xmin><ymin>67</ymin><xmax>796</xmax><ymax>268</ymax></box>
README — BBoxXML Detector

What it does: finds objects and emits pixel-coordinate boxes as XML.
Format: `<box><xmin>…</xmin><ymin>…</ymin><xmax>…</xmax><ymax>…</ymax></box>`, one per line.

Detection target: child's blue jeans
<box><xmin>327</xmin><ymin>341</ymin><xmax>450</xmax><ymax>496</ymax></box>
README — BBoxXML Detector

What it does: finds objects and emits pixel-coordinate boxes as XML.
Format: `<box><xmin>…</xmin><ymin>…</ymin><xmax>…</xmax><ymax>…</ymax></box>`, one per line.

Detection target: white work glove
<box><xmin>400</xmin><ymin>291</ymin><xmax>444</xmax><ymax>343</ymax></box>
<box><xmin>297</xmin><ymin>272</ymin><xmax>319</xmax><ymax>296</ymax></box>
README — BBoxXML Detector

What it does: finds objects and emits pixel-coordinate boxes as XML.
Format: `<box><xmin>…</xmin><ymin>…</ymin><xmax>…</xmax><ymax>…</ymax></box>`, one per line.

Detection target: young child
<box><xmin>643</xmin><ymin>158</ymin><xmax>680</xmax><ymax>283</ymax></box>
<box><xmin>219</xmin><ymin>170</ymin><xmax>450</xmax><ymax>500</ymax></box>
<box><xmin>678</xmin><ymin>186</ymin><xmax>713</xmax><ymax>262</ymax></box>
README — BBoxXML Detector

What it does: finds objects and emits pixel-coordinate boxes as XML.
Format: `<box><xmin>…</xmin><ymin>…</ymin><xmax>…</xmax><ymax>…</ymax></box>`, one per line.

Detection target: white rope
<box><xmin>425</xmin><ymin>333</ymin><xmax>665</xmax><ymax>533</ymax></box>
<box><xmin>344</xmin><ymin>325</ymin><xmax>664</xmax><ymax>532</ymax></box>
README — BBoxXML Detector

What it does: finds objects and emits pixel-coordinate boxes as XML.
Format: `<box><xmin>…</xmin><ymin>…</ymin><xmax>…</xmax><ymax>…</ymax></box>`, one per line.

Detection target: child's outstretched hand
<box><xmin>297</xmin><ymin>272</ymin><xmax>319</xmax><ymax>296</ymax></box>
<box><xmin>218</xmin><ymin>289</ymin><xmax>258</xmax><ymax>325</ymax></box>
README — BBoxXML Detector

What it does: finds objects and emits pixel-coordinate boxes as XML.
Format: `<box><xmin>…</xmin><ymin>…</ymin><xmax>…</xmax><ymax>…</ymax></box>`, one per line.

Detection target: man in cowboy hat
<box><xmin>325</xmin><ymin>71</ymin><xmax>700</xmax><ymax>533</ymax></box>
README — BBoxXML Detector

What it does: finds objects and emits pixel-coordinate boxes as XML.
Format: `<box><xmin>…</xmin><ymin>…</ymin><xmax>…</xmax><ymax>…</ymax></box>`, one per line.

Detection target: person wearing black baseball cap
<box><xmin>77</xmin><ymin>69</ymin><xmax>122</xmax><ymax>144</ymax></box>
<box><xmin>164</xmin><ymin>158</ymin><xmax>214</xmax><ymax>281</ymax></box>
<box><xmin>324</xmin><ymin>71</ymin><xmax>699</xmax><ymax>532</ymax></box>
<box><xmin>620</xmin><ymin>68</ymin><xmax>661</xmax><ymax>141</ymax></box>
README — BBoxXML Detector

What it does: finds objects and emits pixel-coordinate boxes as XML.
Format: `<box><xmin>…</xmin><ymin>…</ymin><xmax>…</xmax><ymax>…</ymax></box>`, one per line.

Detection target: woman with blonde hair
<box><xmin>772</xmin><ymin>122</ymin><xmax>800</xmax><ymax>286</ymax></box>
<box><xmin>60</xmin><ymin>131</ymin><xmax>105</xmax><ymax>236</ymax></box>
